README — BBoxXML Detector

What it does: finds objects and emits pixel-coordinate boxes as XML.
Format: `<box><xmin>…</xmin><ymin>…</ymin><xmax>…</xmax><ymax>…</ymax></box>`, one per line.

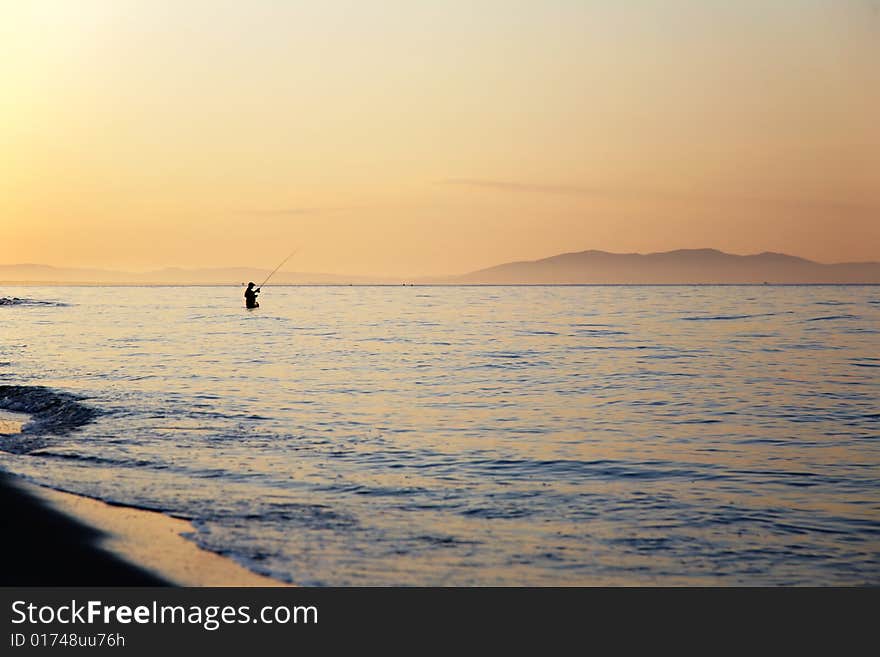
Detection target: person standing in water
<box><xmin>244</xmin><ymin>282</ymin><xmax>260</xmax><ymax>309</ymax></box>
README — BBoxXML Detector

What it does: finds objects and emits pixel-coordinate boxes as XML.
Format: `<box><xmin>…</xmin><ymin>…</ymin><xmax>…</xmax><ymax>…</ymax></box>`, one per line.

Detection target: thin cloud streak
<box><xmin>440</xmin><ymin>179</ymin><xmax>879</xmax><ymax>215</ymax></box>
<box><xmin>442</xmin><ymin>179</ymin><xmax>613</xmax><ymax>197</ymax></box>
<box><xmin>239</xmin><ymin>208</ymin><xmax>320</xmax><ymax>216</ymax></box>
<box><xmin>238</xmin><ymin>206</ymin><xmax>358</xmax><ymax>216</ymax></box>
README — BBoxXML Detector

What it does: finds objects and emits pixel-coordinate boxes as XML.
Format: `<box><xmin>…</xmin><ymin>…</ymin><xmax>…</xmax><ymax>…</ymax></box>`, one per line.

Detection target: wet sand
<box><xmin>0</xmin><ymin>473</ymin><xmax>289</xmax><ymax>586</ymax></box>
<box><xmin>1</xmin><ymin>410</ymin><xmax>287</xmax><ymax>586</ymax></box>
<box><xmin>0</xmin><ymin>471</ymin><xmax>166</xmax><ymax>586</ymax></box>
<box><xmin>25</xmin><ymin>479</ymin><xmax>288</xmax><ymax>586</ymax></box>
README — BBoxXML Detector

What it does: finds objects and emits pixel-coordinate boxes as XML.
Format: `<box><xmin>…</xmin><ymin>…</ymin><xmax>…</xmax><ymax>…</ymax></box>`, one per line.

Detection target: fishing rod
<box><xmin>257</xmin><ymin>249</ymin><xmax>299</xmax><ymax>289</ymax></box>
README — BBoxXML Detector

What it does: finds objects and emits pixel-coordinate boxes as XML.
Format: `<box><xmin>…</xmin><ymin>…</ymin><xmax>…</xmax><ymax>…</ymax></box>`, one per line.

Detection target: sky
<box><xmin>1</xmin><ymin>0</ymin><xmax>878</xmax><ymax>277</ymax></box>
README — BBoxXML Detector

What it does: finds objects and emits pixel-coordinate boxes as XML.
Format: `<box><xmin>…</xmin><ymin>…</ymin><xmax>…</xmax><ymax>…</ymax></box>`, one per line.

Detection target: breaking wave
<box><xmin>0</xmin><ymin>385</ymin><xmax>98</xmax><ymax>453</ymax></box>
<box><xmin>0</xmin><ymin>297</ymin><xmax>68</xmax><ymax>307</ymax></box>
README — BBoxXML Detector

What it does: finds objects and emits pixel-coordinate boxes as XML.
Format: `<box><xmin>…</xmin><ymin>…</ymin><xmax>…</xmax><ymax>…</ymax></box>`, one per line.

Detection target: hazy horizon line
<box><xmin>3</xmin><ymin>246</ymin><xmax>880</xmax><ymax>277</ymax></box>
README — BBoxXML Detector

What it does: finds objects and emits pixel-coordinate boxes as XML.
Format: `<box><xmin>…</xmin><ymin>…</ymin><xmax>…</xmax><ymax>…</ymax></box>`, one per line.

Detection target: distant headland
<box><xmin>434</xmin><ymin>249</ymin><xmax>880</xmax><ymax>285</ymax></box>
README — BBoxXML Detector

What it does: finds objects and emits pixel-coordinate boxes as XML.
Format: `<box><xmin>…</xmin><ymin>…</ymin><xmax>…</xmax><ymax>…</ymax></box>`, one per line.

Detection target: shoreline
<box><xmin>0</xmin><ymin>471</ymin><xmax>289</xmax><ymax>587</ymax></box>
<box><xmin>20</xmin><ymin>478</ymin><xmax>290</xmax><ymax>587</ymax></box>
<box><xmin>1</xmin><ymin>409</ymin><xmax>289</xmax><ymax>587</ymax></box>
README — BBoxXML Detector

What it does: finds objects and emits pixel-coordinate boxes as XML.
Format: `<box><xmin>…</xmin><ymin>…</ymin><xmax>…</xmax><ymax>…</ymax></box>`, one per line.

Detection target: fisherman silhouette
<box><xmin>244</xmin><ymin>282</ymin><xmax>260</xmax><ymax>309</ymax></box>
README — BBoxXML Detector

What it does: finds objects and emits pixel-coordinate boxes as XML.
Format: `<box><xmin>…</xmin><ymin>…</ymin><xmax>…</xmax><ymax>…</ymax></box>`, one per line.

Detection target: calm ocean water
<box><xmin>1</xmin><ymin>285</ymin><xmax>878</xmax><ymax>585</ymax></box>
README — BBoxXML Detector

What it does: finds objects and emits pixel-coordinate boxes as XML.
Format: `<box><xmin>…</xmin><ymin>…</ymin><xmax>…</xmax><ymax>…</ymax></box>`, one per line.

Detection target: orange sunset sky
<box><xmin>2</xmin><ymin>0</ymin><xmax>878</xmax><ymax>277</ymax></box>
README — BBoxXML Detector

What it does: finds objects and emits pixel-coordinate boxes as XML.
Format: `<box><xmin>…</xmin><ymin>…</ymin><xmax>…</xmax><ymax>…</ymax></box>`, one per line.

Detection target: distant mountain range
<box><xmin>2</xmin><ymin>249</ymin><xmax>879</xmax><ymax>285</ymax></box>
<box><xmin>440</xmin><ymin>249</ymin><xmax>880</xmax><ymax>284</ymax></box>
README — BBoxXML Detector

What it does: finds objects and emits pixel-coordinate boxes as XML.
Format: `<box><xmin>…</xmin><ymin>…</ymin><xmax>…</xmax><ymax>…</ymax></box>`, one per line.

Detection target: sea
<box><xmin>1</xmin><ymin>285</ymin><xmax>878</xmax><ymax>585</ymax></box>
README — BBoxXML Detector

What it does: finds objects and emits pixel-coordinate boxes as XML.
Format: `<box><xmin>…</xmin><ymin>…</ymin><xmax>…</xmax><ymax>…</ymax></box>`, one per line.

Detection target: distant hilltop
<box><xmin>1</xmin><ymin>249</ymin><xmax>879</xmax><ymax>285</ymax></box>
<box><xmin>432</xmin><ymin>249</ymin><xmax>880</xmax><ymax>285</ymax></box>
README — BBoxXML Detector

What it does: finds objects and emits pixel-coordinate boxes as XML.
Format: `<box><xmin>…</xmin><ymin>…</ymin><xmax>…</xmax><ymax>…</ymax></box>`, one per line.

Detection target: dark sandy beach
<box><xmin>0</xmin><ymin>471</ymin><xmax>290</xmax><ymax>586</ymax></box>
<box><xmin>0</xmin><ymin>471</ymin><xmax>167</xmax><ymax>586</ymax></box>
<box><xmin>0</xmin><ymin>399</ymin><xmax>287</xmax><ymax>587</ymax></box>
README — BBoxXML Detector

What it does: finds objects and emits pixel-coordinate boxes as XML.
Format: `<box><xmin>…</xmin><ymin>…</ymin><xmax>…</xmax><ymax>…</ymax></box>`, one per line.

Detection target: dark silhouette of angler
<box><xmin>245</xmin><ymin>282</ymin><xmax>260</xmax><ymax>309</ymax></box>
<box><xmin>245</xmin><ymin>250</ymin><xmax>298</xmax><ymax>309</ymax></box>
